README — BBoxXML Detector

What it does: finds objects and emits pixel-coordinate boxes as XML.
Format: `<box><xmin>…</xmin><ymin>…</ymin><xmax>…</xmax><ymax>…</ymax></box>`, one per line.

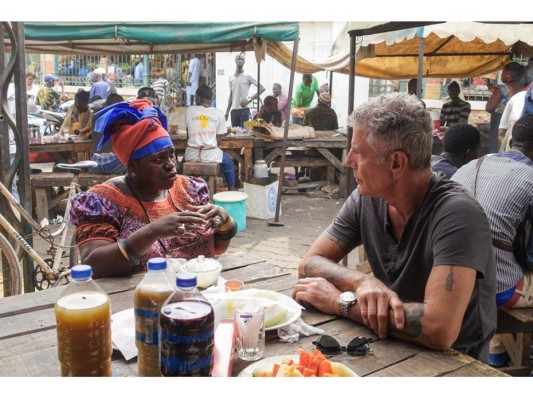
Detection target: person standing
<box><xmin>272</xmin><ymin>83</ymin><xmax>288</xmax><ymax>125</ymax></box>
<box><xmin>224</xmin><ymin>52</ymin><xmax>265</xmax><ymax>128</ymax></box>
<box><xmin>186</xmin><ymin>54</ymin><xmax>201</xmax><ymax>107</ymax></box>
<box><xmin>134</xmin><ymin>59</ymin><xmax>144</xmax><ymax>86</ymax></box>
<box><xmin>291</xmin><ymin>74</ymin><xmax>320</xmax><ymax>109</ymax></box>
<box><xmin>439</xmin><ymin>81</ymin><xmax>471</xmax><ymax>130</ymax></box>
<box><xmin>90</xmin><ymin>72</ymin><xmax>111</xmax><ymax>100</ymax></box>
<box><xmin>185</xmin><ymin>85</ymin><xmax>235</xmax><ymax>191</ymax></box>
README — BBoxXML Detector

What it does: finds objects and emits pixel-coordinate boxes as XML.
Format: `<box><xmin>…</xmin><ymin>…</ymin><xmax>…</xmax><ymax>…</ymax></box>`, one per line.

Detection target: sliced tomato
<box><xmin>303</xmin><ymin>368</ymin><xmax>317</xmax><ymax>377</ymax></box>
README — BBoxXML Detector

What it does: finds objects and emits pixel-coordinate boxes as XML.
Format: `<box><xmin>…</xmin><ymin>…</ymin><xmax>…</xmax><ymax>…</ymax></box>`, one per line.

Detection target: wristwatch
<box><xmin>339</xmin><ymin>291</ymin><xmax>357</xmax><ymax>318</ymax></box>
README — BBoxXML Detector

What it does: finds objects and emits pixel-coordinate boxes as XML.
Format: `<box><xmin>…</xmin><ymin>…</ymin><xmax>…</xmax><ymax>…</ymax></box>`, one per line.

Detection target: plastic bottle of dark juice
<box><xmin>134</xmin><ymin>257</ymin><xmax>174</xmax><ymax>377</ymax></box>
<box><xmin>159</xmin><ymin>273</ymin><xmax>215</xmax><ymax>376</ymax></box>
<box><xmin>54</xmin><ymin>265</ymin><xmax>112</xmax><ymax>376</ymax></box>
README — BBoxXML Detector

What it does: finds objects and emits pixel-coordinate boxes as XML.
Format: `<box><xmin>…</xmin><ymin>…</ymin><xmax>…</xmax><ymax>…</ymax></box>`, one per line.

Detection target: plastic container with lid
<box><xmin>159</xmin><ymin>273</ymin><xmax>215</xmax><ymax>376</ymax></box>
<box><xmin>54</xmin><ymin>265</ymin><xmax>112</xmax><ymax>376</ymax></box>
<box><xmin>179</xmin><ymin>255</ymin><xmax>222</xmax><ymax>289</ymax></box>
<box><xmin>134</xmin><ymin>257</ymin><xmax>174</xmax><ymax>376</ymax></box>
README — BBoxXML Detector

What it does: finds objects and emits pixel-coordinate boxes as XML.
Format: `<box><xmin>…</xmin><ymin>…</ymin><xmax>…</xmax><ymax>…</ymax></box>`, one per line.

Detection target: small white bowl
<box><xmin>178</xmin><ymin>255</ymin><xmax>222</xmax><ymax>289</ymax></box>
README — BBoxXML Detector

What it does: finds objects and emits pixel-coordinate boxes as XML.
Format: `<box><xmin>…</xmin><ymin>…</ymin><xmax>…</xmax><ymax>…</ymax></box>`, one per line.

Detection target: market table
<box><xmin>0</xmin><ymin>251</ymin><xmax>508</xmax><ymax>377</ymax></box>
<box><xmin>252</xmin><ymin>130</ymin><xmax>348</xmax><ymax>196</ymax></box>
<box><xmin>29</xmin><ymin>136</ymin><xmax>255</xmax><ymax>183</ymax></box>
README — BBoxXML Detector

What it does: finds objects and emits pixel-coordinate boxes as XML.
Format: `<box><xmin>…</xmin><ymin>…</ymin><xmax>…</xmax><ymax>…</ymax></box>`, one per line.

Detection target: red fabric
<box><xmin>111</xmin><ymin>99</ymin><xmax>170</xmax><ymax>164</ymax></box>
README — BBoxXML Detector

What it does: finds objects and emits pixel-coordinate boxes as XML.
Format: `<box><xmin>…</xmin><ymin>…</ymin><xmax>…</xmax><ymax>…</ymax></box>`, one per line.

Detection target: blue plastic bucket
<box><xmin>213</xmin><ymin>191</ymin><xmax>248</xmax><ymax>232</ymax></box>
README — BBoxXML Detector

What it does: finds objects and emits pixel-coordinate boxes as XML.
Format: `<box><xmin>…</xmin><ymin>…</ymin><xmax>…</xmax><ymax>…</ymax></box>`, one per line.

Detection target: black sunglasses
<box><xmin>312</xmin><ymin>335</ymin><xmax>372</xmax><ymax>357</ymax></box>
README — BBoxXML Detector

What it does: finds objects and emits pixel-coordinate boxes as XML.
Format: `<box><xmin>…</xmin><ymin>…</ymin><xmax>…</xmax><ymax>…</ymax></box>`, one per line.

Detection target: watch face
<box><xmin>340</xmin><ymin>292</ymin><xmax>356</xmax><ymax>303</ymax></box>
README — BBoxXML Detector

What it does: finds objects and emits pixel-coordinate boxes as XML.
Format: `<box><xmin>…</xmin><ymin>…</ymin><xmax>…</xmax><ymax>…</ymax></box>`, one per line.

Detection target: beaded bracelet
<box><xmin>214</xmin><ymin>219</ymin><xmax>238</xmax><ymax>241</ymax></box>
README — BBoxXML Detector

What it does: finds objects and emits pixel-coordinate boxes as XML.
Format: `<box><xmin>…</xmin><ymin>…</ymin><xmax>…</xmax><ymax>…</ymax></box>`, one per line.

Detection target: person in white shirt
<box><xmin>186</xmin><ymin>53</ymin><xmax>201</xmax><ymax>107</ymax></box>
<box><xmin>499</xmin><ymin>66</ymin><xmax>533</xmax><ymax>151</ymax></box>
<box><xmin>185</xmin><ymin>85</ymin><xmax>235</xmax><ymax>190</ymax></box>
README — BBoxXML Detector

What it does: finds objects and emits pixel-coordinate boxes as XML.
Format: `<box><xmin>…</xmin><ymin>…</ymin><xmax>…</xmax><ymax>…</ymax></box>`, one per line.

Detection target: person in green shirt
<box><xmin>292</xmin><ymin>74</ymin><xmax>320</xmax><ymax>108</ymax></box>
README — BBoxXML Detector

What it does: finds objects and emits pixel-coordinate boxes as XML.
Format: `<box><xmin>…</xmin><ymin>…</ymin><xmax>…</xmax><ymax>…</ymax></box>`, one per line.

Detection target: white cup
<box><xmin>234</xmin><ymin>306</ymin><xmax>265</xmax><ymax>361</ymax></box>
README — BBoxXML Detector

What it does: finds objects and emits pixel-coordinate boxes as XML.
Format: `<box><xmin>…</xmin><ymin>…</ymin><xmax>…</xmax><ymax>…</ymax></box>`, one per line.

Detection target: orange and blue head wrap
<box><xmin>94</xmin><ymin>98</ymin><xmax>172</xmax><ymax>164</ymax></box>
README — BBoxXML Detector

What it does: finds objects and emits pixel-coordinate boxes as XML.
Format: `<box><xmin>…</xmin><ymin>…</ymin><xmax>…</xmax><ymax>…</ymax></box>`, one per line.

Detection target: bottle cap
<box><xmin>71</xmin><ymin>265</ymin><xmax>92</xmax><ymax>280</ymax></box>
<box><xmin>147</xmin><ymin>257</ymin><xmax>168</xmax><ymax>271</ymax></box>
<box><xmin>176</xmin><ymin>273</ymin><xmax>197</xmax><ymax>288</ymax></box>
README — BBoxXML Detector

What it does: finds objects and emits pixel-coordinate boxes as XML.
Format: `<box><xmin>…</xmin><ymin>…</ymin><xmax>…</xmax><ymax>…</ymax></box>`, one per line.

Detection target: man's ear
<box><xmin>390</xmin><ymin>151</ymin><xmax>408</xmax><ymax>179</ymax></box>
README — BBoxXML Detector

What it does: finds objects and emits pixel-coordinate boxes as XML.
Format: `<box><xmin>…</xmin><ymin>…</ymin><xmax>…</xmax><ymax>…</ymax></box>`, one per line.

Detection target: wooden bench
<box><xmin>30</xmin><ymin>172</ymin><xmax>116</xmax><ymax>222</ymax></box>
<box><xmin>497</xmin><ymin>307</ymin><xmax>533</xmax><ymax>375</ymax></box>
<box><xmin>182</xmin><ymin>162</ymin><xmax>220</xmax><ymax>200</ymax></box>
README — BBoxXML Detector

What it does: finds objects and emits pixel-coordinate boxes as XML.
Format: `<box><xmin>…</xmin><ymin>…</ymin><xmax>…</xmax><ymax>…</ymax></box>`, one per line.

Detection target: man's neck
<box><xmin>386</xmin><ymin>169</ymin><xmax>433</xmax><ymax>223</ymax></box>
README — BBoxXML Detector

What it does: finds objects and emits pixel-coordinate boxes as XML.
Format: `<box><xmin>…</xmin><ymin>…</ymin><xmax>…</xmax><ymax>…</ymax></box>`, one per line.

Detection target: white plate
<box><xmin>238</xmin><ymin>354</ymin><xmax>359</xmax><ymax>377</ymax></box>
<box><xmin>204</xmin><ymin>289</ymin><xmax>302</xmax><ymax>331</ymax></box>
<box><xmin>238</xmin><ymin>355</ymin><xmax>298</xmax><ymax>377</ymax></box>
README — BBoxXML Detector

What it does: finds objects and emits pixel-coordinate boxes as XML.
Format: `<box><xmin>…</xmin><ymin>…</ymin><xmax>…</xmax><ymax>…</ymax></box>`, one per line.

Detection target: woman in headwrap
<box><xmin>70</xmin><ymin>98</ymin><xmax>236</xmax><ymax>278</ymax></box>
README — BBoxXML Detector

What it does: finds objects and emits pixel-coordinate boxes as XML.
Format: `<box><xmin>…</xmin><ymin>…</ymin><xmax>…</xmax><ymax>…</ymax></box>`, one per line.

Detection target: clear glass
<box><xmin>234</xmin><ymin>306</ymin><xmax>265</xmax><ymax>361</ymax></box>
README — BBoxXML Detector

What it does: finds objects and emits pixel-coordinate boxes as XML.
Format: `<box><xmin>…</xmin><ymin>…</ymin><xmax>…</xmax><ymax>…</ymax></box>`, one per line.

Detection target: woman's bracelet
<box><xmin>217</xmin><ymin>216</ymin><xmax>234</xmax><ymax>233</ymax></box>
<box><xmin>117</xmin><ymin>238</ymin><xmax>141</xmax><ymax>265</ymax></box>
<box><xmin>214</xmin><ymin>219</ymin><xmax>238</xmax><ymax>241</ymax></box>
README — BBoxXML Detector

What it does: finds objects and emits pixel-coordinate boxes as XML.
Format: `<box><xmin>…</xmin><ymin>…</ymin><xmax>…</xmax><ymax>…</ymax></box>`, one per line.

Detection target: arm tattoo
<box><xmin>389</xmin><ymin>303</ymin><xmax>425</xmax><ymax>339</ymax></box>
<box><xmin>445</xmin><ymin>265</ymin><xmax>455</xmax><ymax>292</ymax></box>
<box><xmin>322</xmin><ymin>231</ymin><xmax>352</xmax><ymax>253</ymax></box>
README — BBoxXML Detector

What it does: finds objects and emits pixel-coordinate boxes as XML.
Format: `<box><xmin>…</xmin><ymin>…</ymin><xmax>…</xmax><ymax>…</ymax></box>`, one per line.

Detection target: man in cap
<box><xmin>439</xmin><ymin>81</ymin><xmax>471</xmax><ymax>130</ymax></box>
<box><xmin>37</xmin><ymin>74</ymin><xmax>65</xmax><ymax>111</ymax></box>
<box><xmin>303</xmin><ymin>92</ymin><xmax>339</xmax><ymax>131</ymax></box>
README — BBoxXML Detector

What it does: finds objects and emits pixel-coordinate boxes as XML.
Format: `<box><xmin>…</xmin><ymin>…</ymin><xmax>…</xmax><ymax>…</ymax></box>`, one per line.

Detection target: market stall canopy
<box><xmin>315</xmin><ymin>21</ymin><xmax>533</xmax><ymax>79</ymax></box>
<box><xmin>3</xmin><ymin>21</ymin><xmax>301</xmax><ymax>55</ymax></box>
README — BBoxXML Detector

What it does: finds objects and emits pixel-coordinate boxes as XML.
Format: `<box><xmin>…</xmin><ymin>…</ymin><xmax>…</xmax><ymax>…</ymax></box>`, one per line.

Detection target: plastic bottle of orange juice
<box><xmin>55</xmin><ymin>265</ymin><xmax>112</xmax><ymax>376</ymax></box>
<box><xmin>134</xmin><ymin>257</ymin><xmax>174</xmax><ymax>376</ymax></box>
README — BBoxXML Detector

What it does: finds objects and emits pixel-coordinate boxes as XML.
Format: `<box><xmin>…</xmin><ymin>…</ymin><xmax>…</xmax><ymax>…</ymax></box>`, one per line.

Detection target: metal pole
<box><xmin>257</xmin><ymin>62</ymin><xmax>261</xmax><ymax>113</ymax></box>
<box><xmin>417</xmin><ymin>33</ymin><xmax>425</xmax><ymax>99</ymax></box>
<box><xmin>344</xmin><ymin>32</ymin><xmax>357</xmax><ymax>198</ymax></box>
<box><xmin>143</xmin><ymin>54</ymin><xmax>150</xmax><ymax>86</ymax></box>
<box><xmin>269</xmin><ymin>38</ymin><xmax>300</xmax><ymax>226</ymax></box>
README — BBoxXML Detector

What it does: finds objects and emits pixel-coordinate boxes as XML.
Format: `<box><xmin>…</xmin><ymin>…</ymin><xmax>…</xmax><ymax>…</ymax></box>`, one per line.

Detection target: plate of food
<box><xmin>238</xmin><ymin>349</ymin><xmax>358</xmax><ymax>377</ymax></box>
<box><xmin>203</xmin><ymin>288</ymin><xmax>303</xmax><ymax>331</ymax></box>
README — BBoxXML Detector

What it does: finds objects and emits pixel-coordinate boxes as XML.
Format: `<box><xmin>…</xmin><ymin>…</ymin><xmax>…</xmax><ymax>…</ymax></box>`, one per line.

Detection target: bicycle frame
<box><xmin>0</xmin><ymin>177</ymin><xmax>73</xmax><ymax>285</ymax></box>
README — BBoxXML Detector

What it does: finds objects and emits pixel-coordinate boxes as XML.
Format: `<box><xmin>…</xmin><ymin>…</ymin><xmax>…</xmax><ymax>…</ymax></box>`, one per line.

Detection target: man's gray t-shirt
<box><xmin>327</xmin><ymin>174</ymin><xmax>496</xmax><ymax>362</ymax></box>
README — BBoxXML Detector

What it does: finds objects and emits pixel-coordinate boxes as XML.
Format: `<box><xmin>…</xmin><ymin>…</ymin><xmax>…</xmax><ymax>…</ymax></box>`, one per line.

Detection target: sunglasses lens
<box><xmin>313</xmin><ymin>335</ymin><xmax>342</xmax><ymax>355</ymax></box>
<box><xmin>346</xmin><ymin>336</ymin><xmax>371</xmax><ymax>356</ymax></box>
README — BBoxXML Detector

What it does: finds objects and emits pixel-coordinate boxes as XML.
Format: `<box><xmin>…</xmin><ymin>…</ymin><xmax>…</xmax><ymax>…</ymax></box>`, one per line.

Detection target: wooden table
<box><xmin>29</xmin><ymin>136</ymin><xmax>255</xmax><ymax>183</ymax></box>
<box><xmin>0</xmin><ymin>251</ymin><xmax>508</xmax><ymax>378</ymax></box>
<box><xmin>252</xmin><ymin>131</ymin><xmax>348</xmax><ymax>196</ymax></box>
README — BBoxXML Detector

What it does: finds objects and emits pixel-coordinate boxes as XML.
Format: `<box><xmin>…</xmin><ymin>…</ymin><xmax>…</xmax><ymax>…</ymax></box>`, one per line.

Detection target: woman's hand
<box><xmin>187</xmin><ymin>204</ymin><xmax>230</xmax><ymax>233</ymax></box>
<box><xmin>150</xmin><ymin>210</ymin><xmax>207</xmax><ymax>239</ymax></box>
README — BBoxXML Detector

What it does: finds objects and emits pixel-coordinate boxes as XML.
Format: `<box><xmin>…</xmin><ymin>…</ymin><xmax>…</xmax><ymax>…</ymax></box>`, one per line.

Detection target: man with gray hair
<box><xmin>292</xmin><ymin>92</ymin><xmax>496</xmax><ymax>362</ymax></box>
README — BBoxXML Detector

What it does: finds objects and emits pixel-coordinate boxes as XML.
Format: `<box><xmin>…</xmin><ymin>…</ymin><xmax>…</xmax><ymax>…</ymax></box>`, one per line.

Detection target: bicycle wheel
<box><xmin>0</xmin><ymin>232</ymin><xmax>22</xmax><ymax>296</ymax></box>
